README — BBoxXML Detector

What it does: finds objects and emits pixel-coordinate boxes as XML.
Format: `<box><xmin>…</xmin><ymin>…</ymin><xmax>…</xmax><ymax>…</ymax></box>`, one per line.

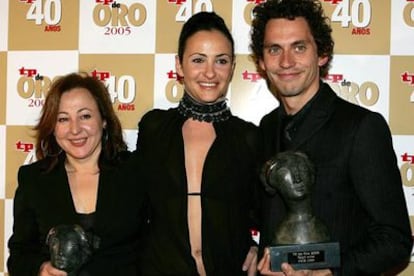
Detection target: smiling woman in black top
<box><xmin>135</xmin><ymin>11</ymin><xmax>262</xmax><ymax>276</ymax></box>
<box><xmin>7</xmin><ymin>73</ymin><xmax>145</xmax><ymax>276</ymax></box>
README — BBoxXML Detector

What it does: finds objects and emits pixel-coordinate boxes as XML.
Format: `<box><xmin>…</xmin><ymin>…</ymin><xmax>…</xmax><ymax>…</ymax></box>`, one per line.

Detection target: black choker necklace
<box><xmin>178</xmin><ymin>93</ymin><xmax>231</xmax><ymax>123</ymax></box>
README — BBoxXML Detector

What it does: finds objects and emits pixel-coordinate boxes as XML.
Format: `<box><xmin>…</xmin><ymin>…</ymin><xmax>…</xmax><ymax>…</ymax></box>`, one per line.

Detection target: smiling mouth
<box><xmin>70</xmin><ymin>138</ymin><xmax>87</xmax><ymax>146</ymax></box>
<box><xmin>200</xmin><ymin>82</ymin><xmax>217</xmax><ymax>88</ymax></box>
<box><xmin>278</xmin><ymin>72</ymin><xmax>300</xmax><ymax>79</ymax></box>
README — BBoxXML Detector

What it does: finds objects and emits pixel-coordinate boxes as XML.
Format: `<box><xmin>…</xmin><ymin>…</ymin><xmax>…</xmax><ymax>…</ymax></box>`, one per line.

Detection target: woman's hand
<box><xmin>39</xmin><ymin>261</ymin><xmax>67</xmax><ymax>276</ymax></box>
<box><xmin>257</xmin><ymin>247</ymin><xmax>284</xmax><ymax>276</ymax></box>
<box><xmin>242</xmin><ymin>245</ymin><xmax>258</xmax><ymax>276</ymax></box>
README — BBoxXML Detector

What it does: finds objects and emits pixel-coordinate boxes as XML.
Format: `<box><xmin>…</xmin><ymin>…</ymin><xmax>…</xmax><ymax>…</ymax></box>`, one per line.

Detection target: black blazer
<box><xmin>7</xmin><ymin>152</ymin><xmax>146</xmax><ymax>275</ymax></box>
<box><xmin>136</xmin><ymin>108</ymin><xmax>262</xmax><ymax>275</ymax></box>
<box><xmin>259</xmin><ymin>83</ymin><xmax>412</xmax><ymax>275</ymax></box>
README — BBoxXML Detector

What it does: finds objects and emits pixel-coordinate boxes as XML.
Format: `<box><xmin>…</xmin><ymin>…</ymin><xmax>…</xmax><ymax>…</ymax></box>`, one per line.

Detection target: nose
<box><xmin>280</xmin><ymin>50</ymin><xmax>295</xmax><ymax>69</ymax></box>
<box><xmin>70</xmin><ymin>119</ymin><xmax>81</xmax><ymax>134</ymax></box>
<box><xmin>204</xmin><ymin>61</ymin><xmax>216</xmax><ymax>78</ymax></box>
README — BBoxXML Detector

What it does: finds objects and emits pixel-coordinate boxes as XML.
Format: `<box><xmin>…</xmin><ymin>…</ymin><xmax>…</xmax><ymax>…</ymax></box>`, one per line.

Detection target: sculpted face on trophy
<box><xmin>263</xmin><ymin>151</ymin><xmax>330</xmax><ymax>245</ymax></box>
<box><xmin>262</xmin><ymin>151</ymin><xmax>340</xmax><ymax>271</ymax></box>
<box><xmin>46</xmin><ymin>224</ymin><xmax>92</xmax><ymax>274</ymax></box>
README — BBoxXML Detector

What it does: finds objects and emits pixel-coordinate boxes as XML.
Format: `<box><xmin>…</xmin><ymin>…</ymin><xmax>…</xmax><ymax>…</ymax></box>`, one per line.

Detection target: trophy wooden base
<box><xmin>269</xmin><ymin>242</ymin><xmax>340</xmax><ymax>272</ymax></box>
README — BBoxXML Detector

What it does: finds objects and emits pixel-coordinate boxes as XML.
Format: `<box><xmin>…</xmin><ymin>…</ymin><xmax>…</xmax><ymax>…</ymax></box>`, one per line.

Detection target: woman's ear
<box><xmin>175</xmin><ymin>55</ymin><xmax>184</xmax><ymax>79</ymax></box>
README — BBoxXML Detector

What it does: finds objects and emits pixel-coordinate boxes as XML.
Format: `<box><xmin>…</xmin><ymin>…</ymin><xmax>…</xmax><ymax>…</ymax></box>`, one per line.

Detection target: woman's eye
<box><xmin>57</xmin><ymin>117</ymin><xmax>68</xmax><ymax>123</ymax></box>
<box><xmin>80</xmin><ymin>114</ymin><xmax>91</xmax><ymax>120</ymax></box>
<box><xmin>216</xmin><ymin>58</ymin><xmax>230</xmax><ymax>65</ymax></box>
<box><xmin>192</xmin><ymin>57</ymin><xmax>204</xmax><ymax>63</ymax></box>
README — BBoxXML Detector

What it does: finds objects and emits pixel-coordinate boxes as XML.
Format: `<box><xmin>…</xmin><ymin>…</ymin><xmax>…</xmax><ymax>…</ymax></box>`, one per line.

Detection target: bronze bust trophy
<box><xmin>262</xmin><ymin>151</ymin><xmax>340</xmax><ymax>271</ymax></box>
<box><xmin>46</xmin><ymin>224</ymin><xmax>93</xmax><ymax>275</ymax></box>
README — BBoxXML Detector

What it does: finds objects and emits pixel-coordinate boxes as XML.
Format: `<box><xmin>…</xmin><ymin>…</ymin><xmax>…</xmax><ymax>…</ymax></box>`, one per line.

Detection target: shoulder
<box><xmin>15</xmin><ymin>158</ymin><xmax>57</xmax><ymax>193</ymax></box>
<box><xmin>333</xmin><ymin>94</ymin><xmax>385</xmax><ymax>125</ymax></box>
<box><xmin>260</xmin><ymin>108</ymin><xmax>279</xmax><ymax>126</ymax></box>
<box><xmin>117</xmin><ymin>150</ymin><xmax>132</xmax><ymax>162</ymax></box>
<box><xmin>17</xmin><ymin>158</ymin><xmax>50</xmax><ymax>177</ymax></box>
<box><xmin>112</xmin><ymin>150</ymin><xmax>133</xmax><ymax>168</ymax></box>
<box><xmin>317</xmin><ymin>83</ymin><xmax>380</xmax><ymax>124</ymax></box>
<box><xmin>139</xmin><ymin>108</ymin><xmax>176</xmax><ymax>125</ymax></box>
<box><xmin>320</xmin><ymin>86</ymin><xmax>392</xmax><ymax>140</ymax></box>
<box><xmin>321</xmin><ymin>82</ymin><xmax>369</xmax><ymax>114</ymax></box>
<box><xmin>227</xmin><ymin>116</ymin><xmax>259</xmax><ymax>135</ymax></box>
<box><xmin>138</xmin><ymin>108</ymin><xmax>187</xmax><ymax>142</ymax></box>
<box><xmin>138</xmin><ymin>108</ymin><xmax>179</xmax><ymax>132</ymax></box>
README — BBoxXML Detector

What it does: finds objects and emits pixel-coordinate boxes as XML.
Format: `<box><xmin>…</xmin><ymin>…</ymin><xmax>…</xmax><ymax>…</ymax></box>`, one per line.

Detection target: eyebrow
<box><xmin>57</xmin><ymin>107</ymin><xmax>92</xmax><ymax>115</ymax></box>
<box><xmin>77</xmin><ymin>107</ymin><xmax>92</xmax><ymax>113</ymax></box>
<box><xmin>189</xmin><ymin>52</ymin><xmax>232</xmax><ymax>58</ymax></box>
<box><xmin>264</xmin><ymin>39</ymin><xmax>308</xmax><ymax>48</ymax></box>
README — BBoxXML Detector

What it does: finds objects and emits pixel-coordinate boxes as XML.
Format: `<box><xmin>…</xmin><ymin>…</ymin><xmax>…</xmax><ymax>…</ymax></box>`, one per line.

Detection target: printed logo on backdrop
<box><xmin>9</xmin><ymin>0</ymin><xmax>79</xmax><ymax>50</ymax></box>
<box><xmin>326</xmin><ymin>55</ymin><xmax>390</xmax><ymax>120</ymax></box>
<box><xmin>230</xmin><ymin>55</ymin><xmax>278</xmax><ymax>125</ymax></box>
<box><xmin>231</xmin><ymin>0</ymin><xmax>265</xmax><ymax>54</ymax></box>
<box><xmin>79</xmin><ymin>0</ymin><xmax>156</xmax><ymax>53</ymax></box>
<box><xmin>400</xmin><ymin>148</ymin><xmax>414</xmax><ymax>252</ymax></box>
<box><xmin>6</xmin><ymin>51</ymin><xmax>78</xmax><ymax>126</ymax></box>
<box><xmin>389</xmin><ymin>56</ymin><xmax>414</xmax><ymax>134</ymax></box>
<box><xmin>156</xmin><ymin>0</ymin><xmax>233</xmax><ymax>53</ymax></box>
<box><xmin>322</xmin><ymin>0</ymin><xmax>390</xmax><ymax>54</ymax></box>
<box><xmin>92</xmin><ymin>69</ymin><xmax>136</xmax><ymax>111</ymax></box>
<box><xmin>401</xmin><ymin>71</ymin><xmax>414</xmax><ymax>103</ymax></box>
<box><xmin>79</xmin><ymin>54</ymin><xmax>154</xmax><ymax>128</ymax></box>
<box><xmin>5</xmin><ymin>126</ymin><xmax>37</xmax><ymax>199</ymax></box>
<box><xmin>153</xmin><ymin>54</ymin><xmax>183</xmax><ymax>110</ymax></box>
<box><xmin>401</xmin><ymin>151</ymin><xmax>414</xmax><ymax>188</ymax></box>
<box><xmin>391</xmin><ymin>0</ymin><xmax>414</xmax><ymax>55</ymax></box>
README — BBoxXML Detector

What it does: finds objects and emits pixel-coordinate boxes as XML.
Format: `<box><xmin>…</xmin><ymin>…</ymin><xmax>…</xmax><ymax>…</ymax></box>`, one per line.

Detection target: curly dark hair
<box><xmin>35</xmin><ymin>72</ymin><xmax>127</xmax><ymax>171</ymax></box>
<box><xmin>250</xmin><ymin>0</ymin><xmax>334</xmax><ymax>78</ymax></box>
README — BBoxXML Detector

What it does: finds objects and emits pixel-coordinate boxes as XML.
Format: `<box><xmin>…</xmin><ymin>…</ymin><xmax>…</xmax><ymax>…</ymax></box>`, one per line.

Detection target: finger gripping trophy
<box><xmin>262</xmin><ymin>151</ymin><xmax>340</xmax><ymax>271</ymax></box>
<box><xmin>46</xmin><ymin>224</ymin><xmax>93</xmax><ymax>275</ymax></box>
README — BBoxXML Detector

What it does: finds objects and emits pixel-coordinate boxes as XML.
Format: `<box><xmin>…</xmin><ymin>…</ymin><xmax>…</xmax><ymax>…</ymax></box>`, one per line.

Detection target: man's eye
<box><xmin>267</xmin><ymin>46</ymin><xmax>280</xmax><ymax>55</ymax></box>
<box><xmin>295</xmin><ymin>45</ymin><xmax>306</xmax><ymax>53</ymax></box>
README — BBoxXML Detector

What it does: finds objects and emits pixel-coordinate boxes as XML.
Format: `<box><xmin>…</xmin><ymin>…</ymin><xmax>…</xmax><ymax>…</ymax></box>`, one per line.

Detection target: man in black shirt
<box><xmin>249</xmin><ymin>0</ymin><xmax>412</xmax><ymax>275</ymax></box>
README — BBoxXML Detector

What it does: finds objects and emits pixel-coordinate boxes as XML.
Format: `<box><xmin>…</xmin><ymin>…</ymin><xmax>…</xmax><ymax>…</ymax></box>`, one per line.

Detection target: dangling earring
<box><xmin>41</xmin><ymin>139</ymin><xmax>62</xmax><ymax>157</ymax></box>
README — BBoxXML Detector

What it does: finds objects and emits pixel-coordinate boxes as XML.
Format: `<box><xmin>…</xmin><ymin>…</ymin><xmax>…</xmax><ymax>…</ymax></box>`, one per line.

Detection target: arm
<box><xmin>344</xmin><ymin>112</ymin><xmax>412</xmax><ymax>274</ymax></box>
<box><xmin>7</xmin><ymin>166</ymin><xmax>49</xmax><ymax>275</ymax></box>
<box><xmin>236</xmin><ymin>122</ymin><xmax>262</xmax><ymax>275</ymax></box>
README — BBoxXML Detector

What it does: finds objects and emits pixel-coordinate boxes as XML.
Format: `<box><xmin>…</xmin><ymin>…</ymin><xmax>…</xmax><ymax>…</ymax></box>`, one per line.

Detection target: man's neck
<box><xmin>281</xmin><ymin>82</ymin><xmax>321</xmax><ymax>115</ymax></box>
